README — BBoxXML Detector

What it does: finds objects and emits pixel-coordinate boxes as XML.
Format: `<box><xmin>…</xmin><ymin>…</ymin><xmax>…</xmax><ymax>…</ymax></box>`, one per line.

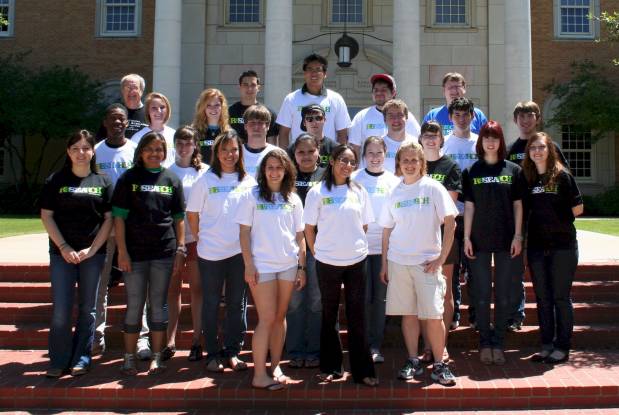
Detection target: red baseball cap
<box><xmin>370</xmin><ymin>74</ymin><xmax>397</xmax><ymax>96</ymax></box>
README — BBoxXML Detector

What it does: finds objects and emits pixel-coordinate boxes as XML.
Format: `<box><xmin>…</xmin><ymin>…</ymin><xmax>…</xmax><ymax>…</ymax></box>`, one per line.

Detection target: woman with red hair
<box><xmin>462</xmin><ymin>120</ymin><xmax>526</xmax><ymax>366</ymax></box>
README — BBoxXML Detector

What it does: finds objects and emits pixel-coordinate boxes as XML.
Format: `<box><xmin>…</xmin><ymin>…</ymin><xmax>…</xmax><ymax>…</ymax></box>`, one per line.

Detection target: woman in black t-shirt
<box><xmin>522</xmin><ymin>132</ymin><xmax>583</xmax><ymax>364</ymax></box>
<box><xmin>462</xmin><ymin>121</ymin><xmax>525</xmax><ymax>366</ymax></box>
<box><xmin>112</xmin><ymin>132</ymin><xmax>186</xmax><ymax>376</ymax></box>
<box><xmin>285</xmin><ymin>134</ymin><xmax>325</xmax><ymax>368</ymax></box>
<box><xmin>192</xmin><ymin>88</ymin><xmax>231</xmax><ymax>164</ymax></box>
<box><xmin>40</xmin><ymin>130</ymin><xmax>113</xmax><ymax>378</ymax></box>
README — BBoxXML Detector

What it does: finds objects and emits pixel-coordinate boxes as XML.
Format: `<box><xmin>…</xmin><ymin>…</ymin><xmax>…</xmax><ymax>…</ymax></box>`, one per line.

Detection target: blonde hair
<box><xmin>193</xmin><ymin>88</ymin><xmax>230</xmax><ymax>134</ymax></box>
<box><xmin>394</xmin><ymin>141</ymin><xmax>427</xmax><ymax>177</ymax></box>
<box><xmin>144</xmin><ymin>92</ymin><xmax>171</xmax><ymax>125</ymax></box>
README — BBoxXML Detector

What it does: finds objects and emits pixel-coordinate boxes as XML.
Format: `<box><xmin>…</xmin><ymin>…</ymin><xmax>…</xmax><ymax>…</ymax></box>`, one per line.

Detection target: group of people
<box><xmin>41</xmin><ymin>53</ymin><xmax>584</xmax><ymax>390</ymax></box>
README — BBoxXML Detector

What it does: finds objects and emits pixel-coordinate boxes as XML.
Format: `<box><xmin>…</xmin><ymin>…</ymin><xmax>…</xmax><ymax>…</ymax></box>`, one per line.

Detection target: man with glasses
<box><xmin>96</xmin><ymin>74</ymin><xmax>148</xmax><ymax>141</ymax></box>
<box><xmin>349</xmin><ymin>74</ymin><xmax>420</xmax><ymax>158</ymax></box>
<box><xmin>228</xmin><ymin>70</ymin><xmax>279</xmax><ymax>145</ymax></box>
<box><xmin>276</xmin><ymin>53</ymin><xmax>351</xmax><ymax>149</ymax></box>
<box><xmin>423</xmin><ymin>72</ymin><xmax>487</xmax><ymax>137</ymax></box>
<box><xmin>288</xmin><ymin>104</ymin><xmax>338</xmax><ymax>168</ymax></box>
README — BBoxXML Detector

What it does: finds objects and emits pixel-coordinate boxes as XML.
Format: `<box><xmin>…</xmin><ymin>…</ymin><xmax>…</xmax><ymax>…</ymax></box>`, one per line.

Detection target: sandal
<box><xmin>121</xmin><ymin>353</ymin><xmax>138</xmax><ymax>376</ymax></box>
<box><xmin>161</xmin><ymin>346</ymin><xmax>176</xmax><ymax>361</ymax></box>
<box><xmin>316</xmin><ymin>372</ymin><xmax>343</xmax><ymax>383</ymax></box>
<box><xmin>252</xmin><ymin>381</ymin><xmax>284</xmax><ymax>391</ymax></box>
<box><xmin>228</xmin><ymin>356</ymin><xmax>248</xmax><ymax>371</ymax></box>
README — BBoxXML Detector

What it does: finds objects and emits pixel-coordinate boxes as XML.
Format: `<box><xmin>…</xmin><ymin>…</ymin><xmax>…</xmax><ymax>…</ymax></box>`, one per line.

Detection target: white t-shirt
<box><xmin>351</xmin><ymin>169</ymin><xmax>401</xmax><ymax>255</ymax></box>
<box><xmin>94</xmin><ymin>139</ymin><xmax>137</xmax><ymax>188</ymax></box>
<box><xmin>243</xmin><ymin>143</ymin><xmax>277</xmax><ymax>178</ymax></box>
<box><xmin>169</xmin><ymin>162</ymin><xmax>209</xmax><ymax>244</ymax></box>
<box><xmin>186</xmin><ymin>170</ymin><xmax>257</xmax><ymax>261</ymax></box>
<box><xmin>235</xmin><ymin>188</ymin><xmax>304</xmax><ymax>273</ymax></box>
<box><xmin>378</xmin><ymin>175</ymin><xmax>458</xmax><ymax>266</ymax></box>
<box><xmin>442</xmin><ymin>132</ymin><xmax>478</xmax><ymax>214</ymax></box>
<box><xmin>276</xmin><ymin>88</ymin><xmax>351</xmax><ymax>143</ymax></box>
<box><xmin>303</xmin><ymin>182</ymin><xmax>373</xmax><ymax>266</ymax></box>
<box><xmin>131</xmin><ymin>125</ymin><xmax>176</xmax><ymax>168</ymax></box>
<box><xmin>349</xmin><ymin>106</ymin><xmax>421</xmax><ymax>146</ymax></box>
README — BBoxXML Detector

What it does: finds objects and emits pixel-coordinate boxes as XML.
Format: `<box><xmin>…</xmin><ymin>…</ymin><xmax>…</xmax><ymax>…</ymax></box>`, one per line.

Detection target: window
<box><xmin>434</xmin><ymin>0</ymin><xmax>467</xmax><ymax>25</ymax></box>
<box><xmin>554</xmin><ymin>0</ymin><xmax>598</xmax><ymax>39</ymax></box>
<box><xmin>97</xmin><ymin>0</ymin><xmax>141</xmax><ymax>37</ymax></box>
<box><xmin>226</xmin><ymin>0</ymin><xmax>263</xmax><ymax>25</ymax></box>
<box><xmin>0</xmin><ymin>0</ymin><xmax>15</xmax><ymax>37</ymax></box>
<box><xmin>561</xmin><ymin>125</ymin><xmax>593</xmax><ymax>179</ymax></box>
<box><xmin>327</xmin><ymin>0</ymin><xmax>368</xmax><ymax>27</ymax></box>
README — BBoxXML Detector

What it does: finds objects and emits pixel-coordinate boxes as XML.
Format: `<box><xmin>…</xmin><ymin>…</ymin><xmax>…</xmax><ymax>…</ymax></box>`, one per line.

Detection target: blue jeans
<box><xmin>469</xmin><ymin>251</ymin><xmax>524</xmax><ymax>349</ymax></box>
<box><xmin>198</xmin><ymin>254</ymin><xmax>247</xmax><ymax>360</ymax></box>
<box><xmin>123</xmin><ymin>257</ymin><xmax>173</xmax><ymax>333</ymax></box>
<box><xmin>365</xmin><ymin>254</ymin><xmax>387</xmax><ymax>351</ymax></box>
<box><xmin>528</xmin><ymin>246</ymin><xmax>578</xmax><ymax>352</ymax></box>
<box><xmin>286</xmin><ymin>250</ymin><xmax>321</xmax><ymax>359</ymax></box>
<box><xmin>49</xmin><ymin>254</ymin><xmax>105</xmax><ymax>370</ymax></box>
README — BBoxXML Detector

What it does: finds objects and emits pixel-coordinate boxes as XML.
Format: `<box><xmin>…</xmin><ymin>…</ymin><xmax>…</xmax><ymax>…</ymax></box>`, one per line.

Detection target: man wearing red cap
<box><xmin>349</xmin><ymin>74</ymin><xmax>420</xmax><ymax>158</ymax></box>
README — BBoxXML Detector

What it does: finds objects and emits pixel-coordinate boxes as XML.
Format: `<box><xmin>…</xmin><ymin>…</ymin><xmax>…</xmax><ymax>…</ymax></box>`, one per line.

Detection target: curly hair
<box><xmin>193</xmin><ymin>88</ymin><xmax>230</xmax><ymax>135</ymax></box>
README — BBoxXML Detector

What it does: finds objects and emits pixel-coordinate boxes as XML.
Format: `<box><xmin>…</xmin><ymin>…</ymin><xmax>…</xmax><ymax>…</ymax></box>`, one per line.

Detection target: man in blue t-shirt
<box><xmin>423</xmin><ymin>72</ymin><xmax>488</xmax><ymax>137</ymax></box>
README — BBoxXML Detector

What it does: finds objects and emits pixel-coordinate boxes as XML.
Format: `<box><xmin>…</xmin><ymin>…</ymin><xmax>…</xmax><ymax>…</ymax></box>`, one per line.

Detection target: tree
<box><xmin>591</xmin><ymin>11</ymin><xmax>619</xmax><ymax>65</ymax></box>
<box><xmin>0</xmin><ymin>53</ymin><xmax>105</xmax><ymax>212</ymax></box>
<box><xmin>544</xmin><ymin>60</ymin><xmax>619</xmax><ymax>143</ymax></box>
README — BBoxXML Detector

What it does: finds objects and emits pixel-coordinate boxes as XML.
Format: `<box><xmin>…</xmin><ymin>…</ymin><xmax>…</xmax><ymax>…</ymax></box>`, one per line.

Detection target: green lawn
<box><xmin>0</xmin><ymin>215</ymin><xmax>44</xmax><ymax>238</ymax></box>
<box><xmin>575</xmin><ymin>218</ymin><xmax>619</xmax><ymax>237</ymax></box>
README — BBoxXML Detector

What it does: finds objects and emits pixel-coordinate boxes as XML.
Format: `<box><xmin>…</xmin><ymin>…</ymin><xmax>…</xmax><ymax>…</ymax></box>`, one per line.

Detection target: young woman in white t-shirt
<box><xmin>236</xmin><ymin>148</ymin><xmax>306</xmax><ymax>390</ymax></box>
<box><xmin>162</xmin><ymin>126</ymin><xmax>208</xmax><ymax>363</ymax></box>
<box><xmin>351</xmin><ymin>136</ymin><xmax>400</xmax><ymax>364</ymax></box>
<box><xmin>378</xmin><ymin>141</ymin><xmax>458</xmax><ymax>386</ymax></box>
<box><xmin>130</xmin><ymin>92</ymin><xmax>176</xmax><ymax>167</ymax></box>
<box><xmin>303</xmin><ymin>144</ymin><xmax>378</xmax><ymax>387</ymax></box>
<box><xmin>186</xmin><ymin>130</ymin><xmax>256</xmax><ymax>373</ymax></box>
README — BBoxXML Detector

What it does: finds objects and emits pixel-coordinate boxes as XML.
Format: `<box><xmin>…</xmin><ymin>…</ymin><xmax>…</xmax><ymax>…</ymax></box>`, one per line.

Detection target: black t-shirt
<box><xmin>525</xmin><ymin>170</ymin><xmax>582</xmax><ymax>250</ymax></box>
<box><xmin>96</xmin><ymin>106</ymin><xmax>148</xmax><ymax>142</ymax></box>
<box><xmin>427</xmin><ymin>155</ymin><xmax>462</xmax><ymax>193</ymax></box>
<box><xmin>462</xmin><ymin>159</ymin><xmax>525</xmax><ymax>252</ymax></box>
<box><xmin>112</xmin><ymin>166</ymin><xmax>185</xmax><ymax>261</ymax></box>
<box><xmin>228</xmin><ymin>101</ymin><xmax>279</xmax><ymax>143</ymax></box>
<box><xmin>507</xmin><ymin>138</ymin><xmax>570</xmax><ymax>168</ymax></box>
<box><xmin>197</xmin><ymin>127</ymin><xmax>220</xmax><ymax>165</ymax></box>
<box><xmin>40</xmin><ymin>168</ymin><xmax>113</xmax><ymax>255</ymax></box>
<box><xmin>295</xmin><ymin>166</ymin><xmax>326</xmax><ymax>205</ymax></box>
<box><xmin>288</xmin><ymin>137</ymin><xmax>337</xmax><ymax>170</ymax></box>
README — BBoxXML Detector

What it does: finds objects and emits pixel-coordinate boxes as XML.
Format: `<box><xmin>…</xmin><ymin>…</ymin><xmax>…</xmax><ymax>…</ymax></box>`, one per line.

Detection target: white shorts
<box><xmin>257</xmin><ymin>266</ymin><xmax>297</xmax><ymax>284</ymax></box>
<box><xmin>385</xmin><ymin>261</ymin><xmax>446</xmax><ymax>320</ymax></box>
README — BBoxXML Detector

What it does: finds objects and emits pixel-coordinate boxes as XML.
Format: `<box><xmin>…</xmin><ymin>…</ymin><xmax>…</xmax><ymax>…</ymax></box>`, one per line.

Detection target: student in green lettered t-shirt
<box><xmin>112</xmin><ymin>132</ymin><xmax>186</xmax><ymax>376</ymax></box>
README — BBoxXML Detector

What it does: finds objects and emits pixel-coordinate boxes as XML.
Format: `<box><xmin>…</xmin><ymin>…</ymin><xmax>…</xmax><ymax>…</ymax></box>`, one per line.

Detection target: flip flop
<box><xmin>252</xmin><ymin>381</ymin><xmax>284</xmax><ymax>391</ymax></box>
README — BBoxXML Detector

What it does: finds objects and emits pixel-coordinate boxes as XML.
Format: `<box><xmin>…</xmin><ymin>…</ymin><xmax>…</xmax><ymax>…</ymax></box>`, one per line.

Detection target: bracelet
<box><xmin>58</xmin><ymin>242</ymin><xmax>68</xmax><ymax>250</ymax></box>
<box><xmin>463</xmin><ymin>236</ymin><xmax>470</xmax><ymax>241</ymax></box>
<box><xmin>297</xmin><ymin>265</ymin><xmax>306</xmax><ymax>271</ymax></box>
<box><xmin>513</xmin><ymin>234</ymin><xmax>524</xmax><ymax>242</ymax></box>
<box><xmin>176</xmin><ymin>245</ymin><xmax>187</xmax><ymax>254</ymax></box>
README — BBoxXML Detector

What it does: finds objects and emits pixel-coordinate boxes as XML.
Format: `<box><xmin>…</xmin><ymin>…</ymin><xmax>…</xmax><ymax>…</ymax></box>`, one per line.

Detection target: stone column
<box><xmin>504</xmin><ymin>0</ymin><xmax>532</xmax><ymax>140</ymax></box>
<box><xmin>393</xmin><ymin>0</ymin><xmax>421</xmax><ymax>120</ymax></box>
<box><xmin>153</xmin><ymin>0</ymin><xmax>182</xmax><ymax>128</ymax></box>
<box><xmin>264</xmin><ymin>0</ymin><xmax>292</xmax><ymax>112</ymax></box>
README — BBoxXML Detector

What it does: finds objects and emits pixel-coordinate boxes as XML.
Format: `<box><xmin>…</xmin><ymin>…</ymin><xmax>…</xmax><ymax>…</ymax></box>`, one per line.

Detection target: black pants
<box><xmin>316</xmin><ymin>258</ymin><xmax>375</xmax><ymax>383</ymax></box>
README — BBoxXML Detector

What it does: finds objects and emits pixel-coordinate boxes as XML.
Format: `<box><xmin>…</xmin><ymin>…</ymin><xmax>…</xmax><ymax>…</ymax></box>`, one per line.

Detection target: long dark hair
<box><xmin>134</xmin><ymin>131</ymin><xmax>167</xmax><ymax>167</ymax></box>
<box><xmin>209</xmin><ymin>130</ymin><xmax>246</xmax><ymax>180</ymax></box>
<box><xmin>476</xmin><ymin>120</ymin><xmax>507</xmax><ymax>161</ymax></box>
<box><xmin>257</xmin><ymin>148</ymin><xmax>297</xmax><ymax>203</ymax></box>
<box><xmin>174</xmin><ymin>125</ymin><xmax>203</xmax><ymax>171</ymax></box>
<box><xmin>64</xmin><ymin>129</ymin><xmax>97</xmax><ymax>172</ymax></box>
<box><xmin>322</xmin><ymin>144</ymin><xmax>358</xmax><ymax>191</ymax></box>
<box><xmin>522</xmin><ymin>132</ymin><xmax>564</xmax><ymax>188</ymax></box>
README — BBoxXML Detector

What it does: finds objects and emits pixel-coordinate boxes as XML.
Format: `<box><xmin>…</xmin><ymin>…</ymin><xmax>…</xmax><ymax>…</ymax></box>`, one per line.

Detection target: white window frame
<box><xmin>429</xmin><ymin>0</ymin><xmax>473</xmax><ymax>28</ymax></box>
<box><xmin>554</xmin><ymin>0</ymin><xmax>599</xmax><ymax>40</ymax></box>
<box><xmin>96</xmin><ymin>0</ymin><xmax>142</xmax><ymax>38</ymax></box>
<box><xmin>0</xmin><ymin>0</ymin><xmax>15</xmax><ymax>37</ymax></box>
<box><xmin>224</xmin><ymin>0</ymin><xmax>264</xmax><ymax>27</ymax></box>
<box><xmin>326</xmin><ymin>0</ymin><xmax>368</xmax><ymax>27</ymax></box>
<box><xmin>560</xmin><ymin>125</ymin><xmax>596</xmax><ymax>182</ymax></box>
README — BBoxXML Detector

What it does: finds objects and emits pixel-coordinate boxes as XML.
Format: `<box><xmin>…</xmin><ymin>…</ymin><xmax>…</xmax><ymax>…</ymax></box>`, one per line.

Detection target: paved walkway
<box><xmin>0</xmin><ymin>230</ymin><xmax>617</xmax><ymax>265</ymax></box>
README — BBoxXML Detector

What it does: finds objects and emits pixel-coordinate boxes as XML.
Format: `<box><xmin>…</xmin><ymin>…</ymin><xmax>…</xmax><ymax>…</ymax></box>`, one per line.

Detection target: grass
<box><xmin>575</xmin><ymin>218</ymin><xmax>619</xmax><ymax>237</ymax></box>
<box><xmin>0</xmin><ymin>215</ymin><xmax>44</xmax><ymax>238</ymax></box>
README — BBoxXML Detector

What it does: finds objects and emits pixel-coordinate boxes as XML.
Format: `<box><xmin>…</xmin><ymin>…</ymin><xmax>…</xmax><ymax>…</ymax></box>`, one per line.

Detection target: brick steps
<box><xmin>0</xmin><ymin>349</ymin><xmax>618</xmax><ymax>411</ymax></box>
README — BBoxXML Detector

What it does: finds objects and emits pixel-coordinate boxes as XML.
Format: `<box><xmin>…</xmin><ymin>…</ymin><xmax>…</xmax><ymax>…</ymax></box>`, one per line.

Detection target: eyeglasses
<box><xmin>337</xmin><ymin>157</ymin><xmax>357</xmax><ymax>167</ymax></box>
<box><xmin>529</xmin><ymin>145</ymin><xmax>548</xmax><ymax>152</ymax></box>
<box><xmin>421</xmin><ymin>134</ymin><xmax>440</xmax><ymax>140</ymax></box>
<box><xmin>304</xmin><ymin>115</ymin><xmax>324</xmax><ymax>123</ymax></box>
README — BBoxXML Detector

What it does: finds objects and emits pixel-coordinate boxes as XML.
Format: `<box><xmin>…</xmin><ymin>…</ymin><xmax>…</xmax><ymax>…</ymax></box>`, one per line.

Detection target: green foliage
<box><xmin>582</xmin><ymin>186</ymin><xmax>619</xmax><ymax>216</ymax></box>
<box><xmin>591</xmin><ymin>11</ymin><xmax>619</xmax><ymax>65</ymax></box>
<box><xmin>544</xmin><ymin>61</ymin><xmax>619</xmax><ymax>143</ymax></box>
<box><xmin>0</xmin><ymin>53</ymin><xmax>105</xmax><ymax>213</ymax></box>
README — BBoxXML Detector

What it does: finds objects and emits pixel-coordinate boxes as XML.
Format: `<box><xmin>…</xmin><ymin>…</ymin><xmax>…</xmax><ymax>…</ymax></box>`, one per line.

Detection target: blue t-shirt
<box><xmin>423</xmin><ymin>105</ymin><xmax>488</xmax><ymax>137</ymax></box>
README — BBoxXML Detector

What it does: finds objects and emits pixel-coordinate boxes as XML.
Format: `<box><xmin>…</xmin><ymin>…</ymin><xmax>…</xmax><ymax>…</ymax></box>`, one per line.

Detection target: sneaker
<box><xmin>449</xmin><ymin>320</ymin><xmax>460</xmax><ymax>330</ymax></box>
<box><xmin>371</xmin><ymin>350</ymin><xmax>385</xmax><ymax>364</ymax></box>
<box><xmin>121</xmin><ymin>353</ymin><xmax>137</xmax><ymax>376</ymax></box>
<box><xmin>70</xmin><ymin>364</ymin><xmax>89</xmax><ymax>377</ymax></box>
<box><xmin>507</xmin><ymin>320</ymin><xmax>522</xmax><ymax>332</ymax></box>
<box><xmin>161</xmin><ymin>346</ymin><xmax>176</xmax><ymax>361</ymax></box>
<box><xmin>206</xmin><ymin>358</ymin><xmax>225</xmax><ymax>372</ymax></box>
<box><xmin>398</xmin><ymin>358</ymin><xmax>423</xmax><ymax>380</ymax></box>
<box><xmin>188</xmin><ymin>344</ymin><xmax>203</xmax><ymax>361</ymax></box>
<box><xmin>149</xmin><ymin>352</ymin><xmax>166</xmax><ymax>374</ymax></box>
<box><xmin>431</xmin><ymin>362</ymin><xmax>456</xmax><ymax>386</ymax></box>
<box><xmin>91</xmin><ymin>341</ymin><xmax>106</xmax><ymax>356</ymax></box>
<box><xmin>45</xmin><ymin>367</ymin><xmax>64</xmax><ymax>378</ymax></box>
<box><xmin>136</xmin><ymin>337</ymin><xmax>152</xmax><ymax>361</ymax></box>
<box><xmin>531</xmin><ymin>349</ymin><xmax>552</xmax><ymax>362</ymax></box>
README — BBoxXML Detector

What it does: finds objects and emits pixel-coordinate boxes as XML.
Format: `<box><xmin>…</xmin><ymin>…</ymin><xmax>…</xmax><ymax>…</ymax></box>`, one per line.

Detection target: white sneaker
<box><xmin>371</xmin><ymin>350</ymin><xmax>385</xmax><ymax>363</ymax></box>
<box><xmin>136</xmin><ymin>337</ymin><xmax>152</xmax><ymax>361</ymax></box>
